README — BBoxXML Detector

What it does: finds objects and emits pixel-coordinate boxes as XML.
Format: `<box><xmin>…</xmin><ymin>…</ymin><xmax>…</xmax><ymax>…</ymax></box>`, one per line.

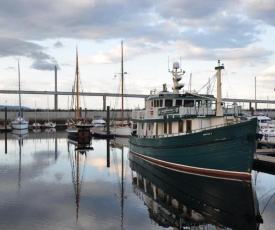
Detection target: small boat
<box><xmin>253</xmin><ymin>113</ymin><xmax>273</xmax><ymax>129</ymax></box>
<box><xmin>32</xmin><ymin>122</ymin><xmax>41</xmax><ymax>129</ymax></box>
<box><xmin>44</xmin><ymin>97</ymin><xmax>56</xmax><ymax>129</ymax></box>
<box><xmin>10</xmin><ymin>62</ymin><xmax>29</xmax><ymax>130</ymax></box>
<box><xmin>92</xmin><ymin>126</ymin><xmax>115</xmax><ymax>139</ymax></box>
<box><xmin>91</xmin><ymin>116</ymin><xmax>106</xmax><ymax>127</ymax></box>
<box><xmin>44</xmin><ymin>121</ymin><xmax>56</xmax><ymax>128</ymax></box>
<box><xmin>66</xmin><ymin>48</ymin><xmax>93</xmax><ymax>137</ymax></box>
<box><xmin>32</xmin><ymin>101</ymin><xmax>41</xmax><ymax>130</ymax></box>
<box><xmin>129</xmin><ymin>60</ymin><xmax>258</xmax><ymax>181</ymax></box>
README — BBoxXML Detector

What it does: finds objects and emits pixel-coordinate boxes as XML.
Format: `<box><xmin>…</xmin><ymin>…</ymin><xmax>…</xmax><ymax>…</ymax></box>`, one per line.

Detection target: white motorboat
<box><xmin>91</xmin><ymin>116</ymin><xmax>106</xmax><ymax>127</ymax></box>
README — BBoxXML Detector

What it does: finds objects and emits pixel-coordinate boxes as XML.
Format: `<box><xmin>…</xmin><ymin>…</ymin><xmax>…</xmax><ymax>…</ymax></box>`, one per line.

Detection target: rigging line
<box><xmin>259</xmin><ymin>35</ymin><xmax>275</xmax><ymax>100</ymax></box>
<box><xmin>223</xmin><ymin>69</ymin><xmax>238</xmax><ymax>99</ymax></box>
<box><xmin>196</xmin><ymin>73</ymin><xmax>217</xmax><ymax>93</ymax></box>
<box><xmin>261</xmin><ymin>190</ymin><xmax>275</xmax><ymax>215</ymax></box>
<box><xmin>258</xmin><ymin>186</ymin><xmax>275</xmax><ymax>200</ymax></box>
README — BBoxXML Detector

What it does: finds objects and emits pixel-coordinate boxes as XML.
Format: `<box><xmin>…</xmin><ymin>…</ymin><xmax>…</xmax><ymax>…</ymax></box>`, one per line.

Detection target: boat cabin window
<box><xmin>148</xmin><ymin>124</ymin><xmax>151</xmax><ymax>130</ymax></box>
<box><xmin>176</xmin><ymin>99</ymin><xmax>182</xmax><ymax>106</ymax></box>
<box><xmin>165</xmin><ymin>99</ymin><xmax>173</xmax><ymax>107</ymax></box>
<box><xmin>205</xmin><ymin>100</ymin><xmax>212</xmax><ymax>108</ymax></box>
<box><xmin>183</xmin><ymin>100</ymin><xmax>194</xmax><ymax>107</ymax></box>
<box><xmin>153</xmin><ymin>100</ymin><xmax>162</xmax><ymax>107</ymax></box>
<box><xmin>151</xmin><ymin>101</ymin><xmax>153</xmax><ymax>107</ymax></box>
<box><xmin>160</xmin><ymin>100</ymin><xmax>163</xmax><ymax>107</ymax></box>
<box><xmin>164</xmin><ymin>122</ymin><xmax>167</xmax><ymax>134</ymax></box>
<box><xmin>195</xmin><ymin>100</ymin><xmax>202</xmax><ymax>107</ymax></box>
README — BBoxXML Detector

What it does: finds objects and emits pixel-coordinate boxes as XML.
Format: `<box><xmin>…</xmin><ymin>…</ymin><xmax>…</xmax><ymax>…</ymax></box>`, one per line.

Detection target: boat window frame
<box><xmin>195</xmin><ymin>100</ymin><xmax>202</xmax><ymax>107</ymax></box>
<box><xmin>176</xmin><ymin>99</ymin><xmax>182</xmax><ymax>106</ymax></box>
<box><xmin>160</xmin><ymin>100</ymin><xmax>163</xmax><ymax>107</ymax></box>
<box><xmin>183</xmin><ymin>100</ymin><xmax>194</xmax><ymax>107</ymax></box>
<box><xmin>165</xmin><ymin>99</ymin><xmax>173</xmax><ymax>107</ymax></box>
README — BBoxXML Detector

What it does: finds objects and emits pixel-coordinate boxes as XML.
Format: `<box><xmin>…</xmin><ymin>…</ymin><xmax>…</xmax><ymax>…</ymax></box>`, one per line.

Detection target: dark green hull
<box><xmin>129</xmin><ymin>118</ymin><xmax>258</xmax><ymax>181</ymax></box>
<box><xmin>129</xmin><ymin>153</ymin><xmax>262</xmax><ymax>229</ymax></box>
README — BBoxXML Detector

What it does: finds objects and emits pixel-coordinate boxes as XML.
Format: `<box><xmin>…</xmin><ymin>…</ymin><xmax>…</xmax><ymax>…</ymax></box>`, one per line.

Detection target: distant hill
<box><xmin>0</xmin><ymin>105</ymin><xmax>31</xmax><ymax>110</ymax></box>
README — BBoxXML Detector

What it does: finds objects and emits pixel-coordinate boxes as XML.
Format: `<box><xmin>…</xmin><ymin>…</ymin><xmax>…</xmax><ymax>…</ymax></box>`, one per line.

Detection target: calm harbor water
<box><xmin>0</xmin><ymin>130</ymin><xmax>275</xmax><ymax>230</ymax></box>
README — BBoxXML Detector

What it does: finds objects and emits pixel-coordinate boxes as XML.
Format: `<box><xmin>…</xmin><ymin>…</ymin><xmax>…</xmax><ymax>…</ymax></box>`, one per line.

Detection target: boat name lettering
<box><xmin>203</xmin><ymin>132</ymin><xmax>212</xmax><ymax>136</ymax></box>
<box><xmin>158</xmin><ymin>107</ymin><xmax>179</xmax><ymax>115</ymax></box>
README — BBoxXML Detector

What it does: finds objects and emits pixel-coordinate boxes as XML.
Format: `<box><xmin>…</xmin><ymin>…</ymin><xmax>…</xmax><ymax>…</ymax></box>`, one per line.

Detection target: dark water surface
<box><xmin>0</xmin><ymin>130</ymin><xmax>275</xmax><ymax>230</ymax></box>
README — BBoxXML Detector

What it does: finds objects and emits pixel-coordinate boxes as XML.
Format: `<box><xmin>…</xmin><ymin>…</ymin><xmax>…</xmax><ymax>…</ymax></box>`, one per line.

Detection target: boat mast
<box><xmin>18</xmin><ymin>62</ymin><xmax>22</xmax><ymax>118</ymax></box>
<box><xmin>215</xmin><ymin>60</ymin><xmax>224</xmax><ymax>116</ymax></box>
<box><xmin>121</xmin><ymin>41</ymin><xmax>124</xmax><ymax>126</ymax></box>
<box><xmin>75</xmin><ymin>47</ymin><xmax>80</xmax><ymax>120</ymax></box>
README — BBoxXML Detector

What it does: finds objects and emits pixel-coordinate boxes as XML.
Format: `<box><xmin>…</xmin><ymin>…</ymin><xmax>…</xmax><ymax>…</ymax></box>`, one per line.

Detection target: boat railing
<box><xmin>136</xmin><ymin>121</ymin><xmax>238</xmax><ymax>139</ymax></box>
<box><xmin>132</xmin><ymin>107</ymin><xmax>217</xmax><ymax>120</ymax></box>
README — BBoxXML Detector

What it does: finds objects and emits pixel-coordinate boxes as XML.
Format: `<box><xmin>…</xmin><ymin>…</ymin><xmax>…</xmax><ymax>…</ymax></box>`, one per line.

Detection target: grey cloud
<box><xmin>54</xmin><ymin>41</ymin><xmax>63</xmax><ymax>48</ymax></box>
<box><xmin>245</xmin><ymin>0</ymin><xmax>275</xmax><ymax>26</ymax></box>
<box><xmin>0</xmin><ymin>0</ymin><xmax>273</xmax><ymax>66</ymax></box>
<box><xmin>0</xmin><ymin>37</ymin><xmax>42</xmax><ymax>57</ymax></box>
<box><xmin>182</xmin><ymin>15</ymin><xmax>260</xmax><ymax>49</ymax></box>
<box><xmin>0</xmin><ymin>38</ymin><xmax>60</xmax><ymax>71</ymax></box>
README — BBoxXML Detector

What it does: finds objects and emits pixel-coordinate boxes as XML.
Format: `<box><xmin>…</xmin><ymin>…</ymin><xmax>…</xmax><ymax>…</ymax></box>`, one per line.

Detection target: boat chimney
<box><xmin>215</xmin><ymin>60</ymin><xmax>224</xmax><ymax>117</ymax></box>
<box><xmin>163</xmin><ymin>83</ymin><xmax>167</xmax><ymax>92</ymax></box>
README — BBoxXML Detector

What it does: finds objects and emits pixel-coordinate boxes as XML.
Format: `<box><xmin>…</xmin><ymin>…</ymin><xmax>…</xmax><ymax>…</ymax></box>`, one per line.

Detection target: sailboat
<box><xmin>32</xmin><ymin>101</ymin><xmax>41</xmax><ymax>130</ymax></box>
<box><xmin>66</xmin><ymin>48</ymin><xmax>93</xmax><ymax>137</ymax></box>
<box><xmin>113</xmin><ymin>41</ymin><xmax>131</xmax><ymax>138</ymax></box>
<box><xmin>44</xmin><ymin>96</ymin><xmax>56</xmax><ymax>129</ymax></box>
<box><xmin>10</xmin><ymin>62</ymin><xmax>29</xmax><ymax>130</ymax></box>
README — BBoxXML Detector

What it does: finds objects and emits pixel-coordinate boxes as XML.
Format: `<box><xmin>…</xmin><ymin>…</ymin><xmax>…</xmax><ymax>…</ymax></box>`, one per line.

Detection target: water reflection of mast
<box><xmin>18</xmin><ymin>139</ymin><xmax>22</xmax><ymax>192</ymax></box>
<box><xmin>12</xmin><ymin>130</ymin><xmax>28</xmax><ymax>194</ymax></box>
<box><xmin>68</xmin><ymin>138</ymin><xmax>93</xmax><ymax>222</ymax></box>
<box><xmin>112</xmin><ymin>141</ymin><xmax>126</xmax><ymax>230</ymax></box>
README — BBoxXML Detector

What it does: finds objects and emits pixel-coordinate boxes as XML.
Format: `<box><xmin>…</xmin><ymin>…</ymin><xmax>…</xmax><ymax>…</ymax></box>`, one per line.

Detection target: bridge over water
<box><xmin>0</xmin><ymin>89</ymin><xmax>274</xmax><ymax>111</ymax></box>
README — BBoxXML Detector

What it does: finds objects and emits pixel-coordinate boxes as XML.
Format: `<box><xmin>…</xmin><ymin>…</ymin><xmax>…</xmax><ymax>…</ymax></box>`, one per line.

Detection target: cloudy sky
<box><xmin>0</xmin><ymin>0</ymin><xmax>275</xmax><ymax>110</ymax></box>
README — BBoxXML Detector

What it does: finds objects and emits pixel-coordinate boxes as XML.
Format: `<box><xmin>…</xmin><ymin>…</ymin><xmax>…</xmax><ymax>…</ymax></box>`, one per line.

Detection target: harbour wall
<box><xmin>1</xmin><ymin>109</ymin><xmax>275</xmax><ymax>124</ymax></box>
<box><xmin>0</xmin><ymin>110</ymin><xmax>133</xmax><ymax>124</ymax></box>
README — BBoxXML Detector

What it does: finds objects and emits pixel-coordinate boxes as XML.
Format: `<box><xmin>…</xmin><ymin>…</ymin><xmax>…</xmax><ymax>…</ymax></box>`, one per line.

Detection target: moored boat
<box><xmin>66</xmin><ymin>48</ymin><xmax>93</xmax><ymax>137</ymax></box>
<box><xmin>10</xmin><ymin>62</ymin><xmax>29</xmax><ymax>130</ymax></box>
<box><xmin>129</xmin><ymin>60</ymin><xmax>258</xmax><ymax>181</ymax></box>
<box><xmin>91</xmin><ymin>116</ymin><xmax>106</xmax><ymax>128</ymax></box>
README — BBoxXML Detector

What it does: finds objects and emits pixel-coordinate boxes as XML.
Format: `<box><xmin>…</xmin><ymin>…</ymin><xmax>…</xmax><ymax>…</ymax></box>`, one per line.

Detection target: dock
<box><xmin>0</xmin><ymin>125</ymin><xmax>11</xmax><ymax>132</ymax></box>
<box><xmin>254</xmin><ymin>148</ymin><xmax>275</xmax><ymax>175</ymax></box>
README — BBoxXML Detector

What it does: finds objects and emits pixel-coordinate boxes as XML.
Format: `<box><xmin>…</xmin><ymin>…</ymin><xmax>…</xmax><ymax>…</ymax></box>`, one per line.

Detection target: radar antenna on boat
<box><xmin>169</xmin><ymin>61</ymin><xmax>185</xmax><ymax>93</ymax></box>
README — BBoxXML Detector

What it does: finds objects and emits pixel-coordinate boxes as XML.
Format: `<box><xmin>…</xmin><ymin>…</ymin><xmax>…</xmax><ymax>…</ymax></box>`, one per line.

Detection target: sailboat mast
<box><xmin>18</xmin><ymin>62</ymin><xmax>22</xmax><ymax>118</ymax></box>
<box><xmin>121</xmin><ymin>41</ymin><xmax>124</xmax><ymax>126</ymax></box>
<box><xmin>75</xmin><ymin>48</ymin><xmax>80</xmax><ymax>119</ymax></box>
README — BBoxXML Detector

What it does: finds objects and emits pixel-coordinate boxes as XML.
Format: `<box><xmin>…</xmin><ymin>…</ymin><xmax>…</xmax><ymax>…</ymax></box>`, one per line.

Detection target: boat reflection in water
<box><xmin>67</xmin><ymin>132</ymin><xmax>93</xmax><ymax>222</ymax></box>
<box><xmin>12</xmin><ymin>129</ymin><xmax>29</xmax><ymax>192</ymax></box>
<box><xmin>129</xmin><ymin>152</ymin><xmax>263</xmax><ymax>230</ymax></box>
